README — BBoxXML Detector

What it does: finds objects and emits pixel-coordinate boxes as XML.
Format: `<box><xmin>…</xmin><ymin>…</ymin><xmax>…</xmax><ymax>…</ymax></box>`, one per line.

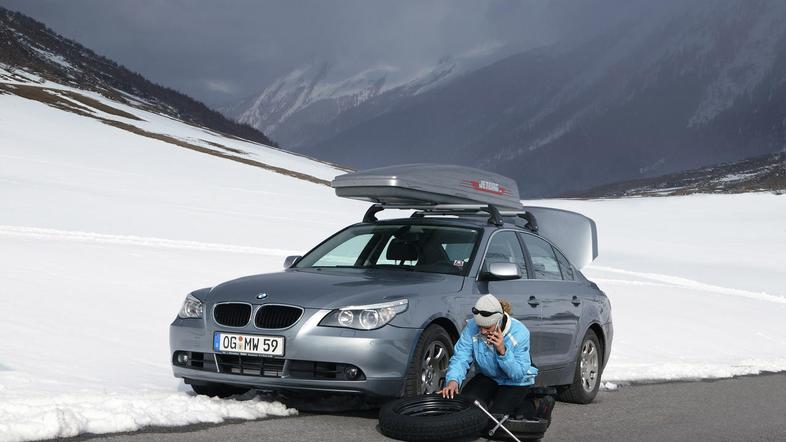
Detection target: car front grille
<box><xmin>254</xmin><ymin>305</ymin><xmax>303</xmax><ymax>329</ymax></box>
<box><xmin>173</xmin><ymin>351</ymin><xmax>365</xmax><ymax>381</ymax></box>
<box><xmin>214</xmin><ymin>303</ymin><xmax>252</xmax><ymax>327</ymax></box>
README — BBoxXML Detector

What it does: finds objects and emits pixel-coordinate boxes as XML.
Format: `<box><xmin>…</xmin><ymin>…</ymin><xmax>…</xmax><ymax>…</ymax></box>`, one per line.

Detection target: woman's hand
<box><xmin>488</xmin><ymin>328</ymin><xmax>506</xmax><ymax>356</ymax></box>
<box><xmin>440</xmin><ymin>380</ymin><xmax>459</xmax><ymax>398</ymax></box>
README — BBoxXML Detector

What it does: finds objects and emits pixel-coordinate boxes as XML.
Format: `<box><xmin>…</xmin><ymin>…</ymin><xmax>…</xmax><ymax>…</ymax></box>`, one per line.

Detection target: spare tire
<box><xmin>378</xmin><ymin>395</ymin><xmax>487</xmax><ymax>441</ymax></box>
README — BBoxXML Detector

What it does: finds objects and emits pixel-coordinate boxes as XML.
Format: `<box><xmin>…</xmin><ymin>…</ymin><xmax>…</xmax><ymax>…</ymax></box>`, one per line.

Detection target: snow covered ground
<box><xmin>0</xmin><ymin>75</ymin><xmax>364</xmax><ymax>441</ymax></box>
<box><xmin>2</xmin><ymin>71</ymin><xmax>786</xmax><ymax>440</ymax></box>
<box><xmin>545</xmin><ymin>196</ymin><xmax>786</xmax><ymax>384</ymax></box>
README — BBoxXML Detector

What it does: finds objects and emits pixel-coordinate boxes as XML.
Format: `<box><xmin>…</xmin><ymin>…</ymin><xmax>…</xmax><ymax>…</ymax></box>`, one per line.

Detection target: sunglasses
<box><xmin>472</xmin><ymin>307</ymin><xmax>502</xmax><ymax>317</ymax></box>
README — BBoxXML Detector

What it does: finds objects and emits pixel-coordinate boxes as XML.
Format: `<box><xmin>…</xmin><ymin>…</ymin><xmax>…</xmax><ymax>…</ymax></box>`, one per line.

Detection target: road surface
<box><xmin>65</xmin><ymin>373</ymin><xmax>786</xmax><ymax>442</ymax></box>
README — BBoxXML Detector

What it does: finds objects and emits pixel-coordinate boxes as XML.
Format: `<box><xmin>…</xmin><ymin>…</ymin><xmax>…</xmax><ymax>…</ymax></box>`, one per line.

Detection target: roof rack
<box><xmin>362</xmin><ymin>203</ymin><xmax>538</xmax><ymax>230</ymax></box>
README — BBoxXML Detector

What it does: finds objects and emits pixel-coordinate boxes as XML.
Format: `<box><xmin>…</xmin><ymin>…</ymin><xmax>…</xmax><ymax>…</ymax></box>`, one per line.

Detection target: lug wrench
<box><xmin>473</xmin><ymin>400</ymin><xmax>521</xmax><ymax>442</ymax></box>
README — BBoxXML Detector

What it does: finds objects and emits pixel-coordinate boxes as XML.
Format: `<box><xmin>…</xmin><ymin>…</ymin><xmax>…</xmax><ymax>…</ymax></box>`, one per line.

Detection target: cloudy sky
<box><xmin>0</xmin><ymin>0</ymin><xmax>662</xmax><ymax>106</ymax></box>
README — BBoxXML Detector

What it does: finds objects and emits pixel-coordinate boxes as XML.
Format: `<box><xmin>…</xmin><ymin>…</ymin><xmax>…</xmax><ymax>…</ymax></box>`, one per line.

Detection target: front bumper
<box><xmin>169</xmin><ymin>308</ymin><xmax>421</xmax><ymax>397</ymax></box>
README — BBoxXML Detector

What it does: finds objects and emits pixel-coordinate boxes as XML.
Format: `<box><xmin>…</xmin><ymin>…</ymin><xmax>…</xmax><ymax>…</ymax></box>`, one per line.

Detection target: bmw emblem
<box><xmin>256</xmin><ymin>292</ymin><xmax>268</xmax><ymax>299</ymax></box>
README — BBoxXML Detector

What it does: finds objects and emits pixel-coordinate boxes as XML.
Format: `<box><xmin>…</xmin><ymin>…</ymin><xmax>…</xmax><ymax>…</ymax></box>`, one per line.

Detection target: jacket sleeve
<box><xmin>445</xmin><ymin>324</ymin><xmax>475</xmax><ymax>386</ymax></box>
<box><xmin>495</xmin><ymin>326</ymin><xmax>534</xmax><ymax>382</ymax></box>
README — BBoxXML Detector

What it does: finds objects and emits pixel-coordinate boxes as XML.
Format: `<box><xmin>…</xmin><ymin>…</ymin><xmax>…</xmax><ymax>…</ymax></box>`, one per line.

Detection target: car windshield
<box><xmin>295</xmin><ymin>224</ymin><xmax>480</xmax><ymax>276</ymax></box>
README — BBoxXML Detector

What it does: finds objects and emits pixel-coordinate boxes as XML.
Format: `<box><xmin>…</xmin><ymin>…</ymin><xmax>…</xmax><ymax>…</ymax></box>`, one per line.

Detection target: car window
<box><xmin>554</xmin><ymin>248</ymin><xmax>575</xmax><ymax>281</ymax></box>
<box><xmin>482</xmin><ymin>231</ymin><xmax>527</xmax><ymax>276</ymax></box>
<box><xmin>297</xmin><ymin>224</ymin><xmax>480</xmax><ymax>276</ymax></box>
<box><xmin>520</xmin><ymin>234</ymin><xmax>562</xmax><ymax>280</ymax></box>
<box><xmin>312</xmin><ymin>233</ymin><xmax>373</xmax><ymax>267</ymax></box>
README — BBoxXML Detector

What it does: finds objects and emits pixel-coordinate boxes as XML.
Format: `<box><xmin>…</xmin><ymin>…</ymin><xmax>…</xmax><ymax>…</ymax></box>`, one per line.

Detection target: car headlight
<box><xmin>178</xmin><ymin>294</ymin><xmax>204</xmax><ymax>319</ymax></box>
<box><xmin>319</xmin><ymin>299</ymin><xmax>408</xmax><ymax>330</ymax></box>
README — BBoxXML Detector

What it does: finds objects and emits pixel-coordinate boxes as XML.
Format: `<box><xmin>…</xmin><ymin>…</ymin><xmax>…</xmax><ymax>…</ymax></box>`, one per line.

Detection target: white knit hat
<box><xmin>473</xmin><ymin>294</ymin><xmax>503</xmax><ymax>328</ymax></box>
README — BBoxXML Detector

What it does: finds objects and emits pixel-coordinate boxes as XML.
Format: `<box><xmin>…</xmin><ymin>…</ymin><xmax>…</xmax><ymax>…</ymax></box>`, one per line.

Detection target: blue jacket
<box><xmin>445</xmin><ymin>315</ymin><xmax>538</xmax><ymax>387</ymax></box>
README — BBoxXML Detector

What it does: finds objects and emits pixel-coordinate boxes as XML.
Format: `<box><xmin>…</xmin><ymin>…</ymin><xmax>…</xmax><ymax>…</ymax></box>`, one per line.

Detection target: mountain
<box><xmin>0</xmin><ymin>6</ymin><xmax>275</xmax><ymax>146</ymax></box>
<box><xmin>567</xmin><ymin>152</ymin><xmax>786</xmax><ymax>197</ymax></box>
<box><xmin>258</xmin><ymin>0</ymin><xmax>786</xmax><ymax>197</ymax></box>
<box><xmin>222</xmin><ymin>43</ymin><xmax>510</xmax><ymax>150</ymax></box>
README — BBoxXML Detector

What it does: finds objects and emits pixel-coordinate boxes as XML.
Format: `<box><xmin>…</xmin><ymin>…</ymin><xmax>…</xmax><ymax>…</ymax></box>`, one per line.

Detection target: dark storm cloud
<box><xmin>0</xmin><ymin>0</ymin><xmax>663</xmax><ymax>106</ymax></box>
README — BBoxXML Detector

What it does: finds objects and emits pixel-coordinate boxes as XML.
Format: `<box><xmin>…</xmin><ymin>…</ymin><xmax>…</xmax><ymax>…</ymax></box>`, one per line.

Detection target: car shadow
<box><xmin>262</xmin><ymin>391</ymin><xmax>382</xmax><ymax>418</ymax></box>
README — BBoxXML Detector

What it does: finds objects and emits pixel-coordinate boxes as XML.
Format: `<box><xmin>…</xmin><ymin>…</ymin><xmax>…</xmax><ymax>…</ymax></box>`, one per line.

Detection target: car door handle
<box><xmin>528</xmin><ymin>296</ymin><xmax>540</xmax><ymax>306</ymax></box>
<box><xmin>571</xmin><ymin>296</ymin><xmax>581</xmax><ymax>306</ymax></box>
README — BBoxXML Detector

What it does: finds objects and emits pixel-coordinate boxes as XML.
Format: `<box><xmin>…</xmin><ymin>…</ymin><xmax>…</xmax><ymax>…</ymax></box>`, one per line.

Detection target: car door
<box><xmin>519</xmin><ymin>232</ymin><xmax>581</xmax><ymax>371</ymax></box>
<box><xmin>475</xmin><ymin>230</ymin><xmax>541</xmax><ymax>344</ymax></box>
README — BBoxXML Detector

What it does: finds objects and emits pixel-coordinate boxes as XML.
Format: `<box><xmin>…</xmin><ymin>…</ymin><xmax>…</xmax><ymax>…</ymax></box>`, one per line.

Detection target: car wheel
<box><xmin>403</xmin><ymin>324</ymin><xmax>454</xmax><ymax>396</ymax></box>
<box><xmin>190</xmin><ymin>382</ymin><xmax>250</xmax><ymax>398</ymax></box>
<box><xmin>557</xmin><ymin>329</ymin><xmax>601</xmax><ymax>404</ymax></box>
<box><xmin>378</xmin><ymin>395</ymin><xmax>487</xmax><ymax>441</ymax></box>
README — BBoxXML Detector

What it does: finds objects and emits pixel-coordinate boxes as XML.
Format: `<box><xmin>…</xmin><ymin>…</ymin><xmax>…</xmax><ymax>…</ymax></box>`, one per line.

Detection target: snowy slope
<box><xmin>0</xmin><ymin>69</ymin><xmax>366</xmax><ymax>441</ymax></box>
<box><xmin>3</xmin><ymin>64</ymin><xmax>786</xmax><ymax>440</ymax></box>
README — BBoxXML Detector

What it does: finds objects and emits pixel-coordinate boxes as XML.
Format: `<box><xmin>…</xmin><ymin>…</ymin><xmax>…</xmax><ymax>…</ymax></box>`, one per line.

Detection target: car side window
<box><xmin>554</xmin><ymin>248</ymin><xmax>575</xmax><ymax>281</ymax></box>
<box><xmin>482</xmin><ymin>231</ymin><xmax>527</xmax><ymax>276</ymax></box>
<box><xmin>520</xmin><ymin>234</ymin><xmax>562</xmax><ymax>280</ymax></box>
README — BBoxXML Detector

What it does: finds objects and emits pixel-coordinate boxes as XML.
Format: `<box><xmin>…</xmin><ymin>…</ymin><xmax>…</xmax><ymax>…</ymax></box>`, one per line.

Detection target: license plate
<box><xmin>213</xmin><ymin>332</ymin><xmax>285</xmax><ymax>357</ymax></box>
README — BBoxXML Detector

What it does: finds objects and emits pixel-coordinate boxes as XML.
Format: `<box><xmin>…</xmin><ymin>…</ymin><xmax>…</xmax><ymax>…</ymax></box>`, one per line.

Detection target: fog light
<box><xmin>345</xmin><ymin>366</ymin><xmax>360</xmax><ymax>380</ymax></box>
<box><xmin>176</xmin><ymin>352</ymin><xmax>189</xmax><ymax>365</ymax></box>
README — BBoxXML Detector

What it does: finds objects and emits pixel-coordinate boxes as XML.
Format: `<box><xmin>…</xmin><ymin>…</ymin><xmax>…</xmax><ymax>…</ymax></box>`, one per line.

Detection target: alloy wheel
<box><xmin>580</xmin><ymin>340</ymin><xmax>599</xmax><ymax>392</ymax></box>
<box><xmin>420</xmin><ymin>341</ymin><xmax>450</xmax><ymax>394</ymax></box>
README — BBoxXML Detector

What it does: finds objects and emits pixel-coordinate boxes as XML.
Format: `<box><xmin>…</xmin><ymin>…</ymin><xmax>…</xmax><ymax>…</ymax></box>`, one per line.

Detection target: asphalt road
<box><xmin>67</xmin><ymin>373</ymin><xmax>786</xmax><ymax>442</ymax></box>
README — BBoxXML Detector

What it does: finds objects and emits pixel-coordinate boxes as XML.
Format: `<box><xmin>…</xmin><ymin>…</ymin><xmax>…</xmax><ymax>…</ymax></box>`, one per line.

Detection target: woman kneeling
<box><xmin>440</xmin><ymin>294</ymin><xmax>538</xmax><ymax>417</ymax></box>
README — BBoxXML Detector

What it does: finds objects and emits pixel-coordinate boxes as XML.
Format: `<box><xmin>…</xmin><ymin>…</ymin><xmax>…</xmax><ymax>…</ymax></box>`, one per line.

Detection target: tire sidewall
<box><xmin>379</xmin><ymin>395</ymin><xmax>487</xmax><ymax>441</ymax></box>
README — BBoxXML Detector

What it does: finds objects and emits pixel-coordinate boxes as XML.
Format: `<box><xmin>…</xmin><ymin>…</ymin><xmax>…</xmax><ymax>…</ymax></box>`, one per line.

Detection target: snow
<box><xmin>3</xmin><ymin>71</ymin><xmax>786</xmax><ymax>439</ymax></box>
<box><xmin>536</xmin><ymin>195</ymin><xmax>786</xmax><ymax>384</ymax></box>
<box><xmin>0</xmin><ymin>78</ymin><xmax>364</xmax><ymax>441</ymax></box>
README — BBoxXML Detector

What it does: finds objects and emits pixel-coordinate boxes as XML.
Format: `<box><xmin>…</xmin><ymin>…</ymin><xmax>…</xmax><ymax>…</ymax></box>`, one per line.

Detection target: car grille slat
<box><xmin>254</xmin><ymin>305</ymin><xmax>303</xmax><ymax>329</ymax></box>
<box><xmin>214</xmin><ymin>303</ymin><xmax>252</xmax><ymax>327</ymax></box>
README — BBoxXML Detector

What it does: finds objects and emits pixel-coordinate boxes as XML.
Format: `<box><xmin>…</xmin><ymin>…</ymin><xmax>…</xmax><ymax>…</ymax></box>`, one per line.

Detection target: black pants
<box><xmin>460</xmin><ymin>373</ymin><xmax>534</xmax><ymax>416</ymax></box>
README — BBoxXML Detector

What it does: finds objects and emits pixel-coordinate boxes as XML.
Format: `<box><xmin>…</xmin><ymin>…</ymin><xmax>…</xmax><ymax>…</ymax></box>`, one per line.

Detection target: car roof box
<box><xmin>332</xmin><ymin>164</ymin><xmax>523</xmax><ymax>210</ymax></box>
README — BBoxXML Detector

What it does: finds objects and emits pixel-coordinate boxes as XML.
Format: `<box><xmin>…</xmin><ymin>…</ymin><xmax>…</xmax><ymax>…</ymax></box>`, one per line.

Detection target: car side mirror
<box><xmin>283</xmin><ymin>255</ymin><xmax>301</xmax><ymax>269</ymax></box>
<box><xmin>482</xmin><ymin>262</ymin><xmax>521</xmax><ymax>281</ymax></box>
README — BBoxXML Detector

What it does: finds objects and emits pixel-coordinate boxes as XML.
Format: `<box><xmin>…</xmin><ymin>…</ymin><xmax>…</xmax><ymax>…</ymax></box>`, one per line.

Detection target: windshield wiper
<box><xmin>366</xmin><ymin>265</ymin><xmax>416</xmax><ymax>272</ymax></box>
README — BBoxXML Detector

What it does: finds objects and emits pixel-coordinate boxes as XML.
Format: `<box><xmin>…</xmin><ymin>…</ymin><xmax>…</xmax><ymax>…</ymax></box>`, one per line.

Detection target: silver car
<box><xmin>169</xmin><ymin>165</ymin><xmax>612</xmax><ymax>404</ymax></box>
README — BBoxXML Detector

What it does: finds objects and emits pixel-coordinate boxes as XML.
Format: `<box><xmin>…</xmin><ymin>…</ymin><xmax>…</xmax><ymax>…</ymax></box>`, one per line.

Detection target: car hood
<box><xmin>206</xmin><ymin>268</ymin><xmax>465</xmax><ymax>308</ymax></box>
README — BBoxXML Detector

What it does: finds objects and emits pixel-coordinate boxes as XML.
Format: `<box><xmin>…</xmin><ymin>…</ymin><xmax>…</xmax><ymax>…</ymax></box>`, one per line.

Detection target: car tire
<box><xmin>557</xmin><ymin>329</ymin><xmax>602</xmax><ymax>404</ymax></box>
<box><xmin>190</xmin><ymin>382</ymin><xmax>250</xmax><ymax>398</ymax></box>
<box><xmin>378</xmin><ymin>395</ymin><xmax>487</xmax><ymax>441</ymax></box>
<box><xmin>403</xmin><ymin>324</ymin><xmax>454</xmax><ymax>396</ymax></box>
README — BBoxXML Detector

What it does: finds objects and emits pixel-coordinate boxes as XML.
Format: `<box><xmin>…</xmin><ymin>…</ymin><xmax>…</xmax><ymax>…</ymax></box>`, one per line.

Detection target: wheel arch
<box><xmin>399</xmin><ymin>317</ymin><xmax>460</xmax><ymax>397</ymax></box>
<box><xmin>587</xmin><ymin>322</ymin><xmax>607</xmax><ymax>370</ymax></box>
<box><xmin>430</xmin><ymin>317</ymin><xmax>460</xmax><ymax>343</ymax></box>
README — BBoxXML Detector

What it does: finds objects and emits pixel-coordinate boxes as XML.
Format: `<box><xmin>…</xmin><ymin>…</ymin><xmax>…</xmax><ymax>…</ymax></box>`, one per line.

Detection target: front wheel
<box><xmin>403</xmin><ymin>324</ymin><xmax>454</xmax><ymax>396</ymax></box>
<box><xmin>557</xmin><ymin>329</ymin><xmax>602</xmax><ymax>404</ymax></box>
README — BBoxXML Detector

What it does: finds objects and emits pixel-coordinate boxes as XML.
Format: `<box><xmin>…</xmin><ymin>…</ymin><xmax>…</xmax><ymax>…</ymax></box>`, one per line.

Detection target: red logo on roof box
<box><xmin>470</xmin><ymin>180</ymin><xmax>505</xmax><ymax>195</ymax></box>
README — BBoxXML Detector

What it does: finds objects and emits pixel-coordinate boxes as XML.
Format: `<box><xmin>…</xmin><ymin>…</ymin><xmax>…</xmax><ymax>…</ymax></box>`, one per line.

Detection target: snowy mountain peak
<box><xmin>224</xmin><ymin>42</ymin><xmax>510</xmax><ymax>149</ymax></box>
<box><xmin>232</xmin><ymin>62</ymin><xmax>394</xmax><ymax>136</ymax></box>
